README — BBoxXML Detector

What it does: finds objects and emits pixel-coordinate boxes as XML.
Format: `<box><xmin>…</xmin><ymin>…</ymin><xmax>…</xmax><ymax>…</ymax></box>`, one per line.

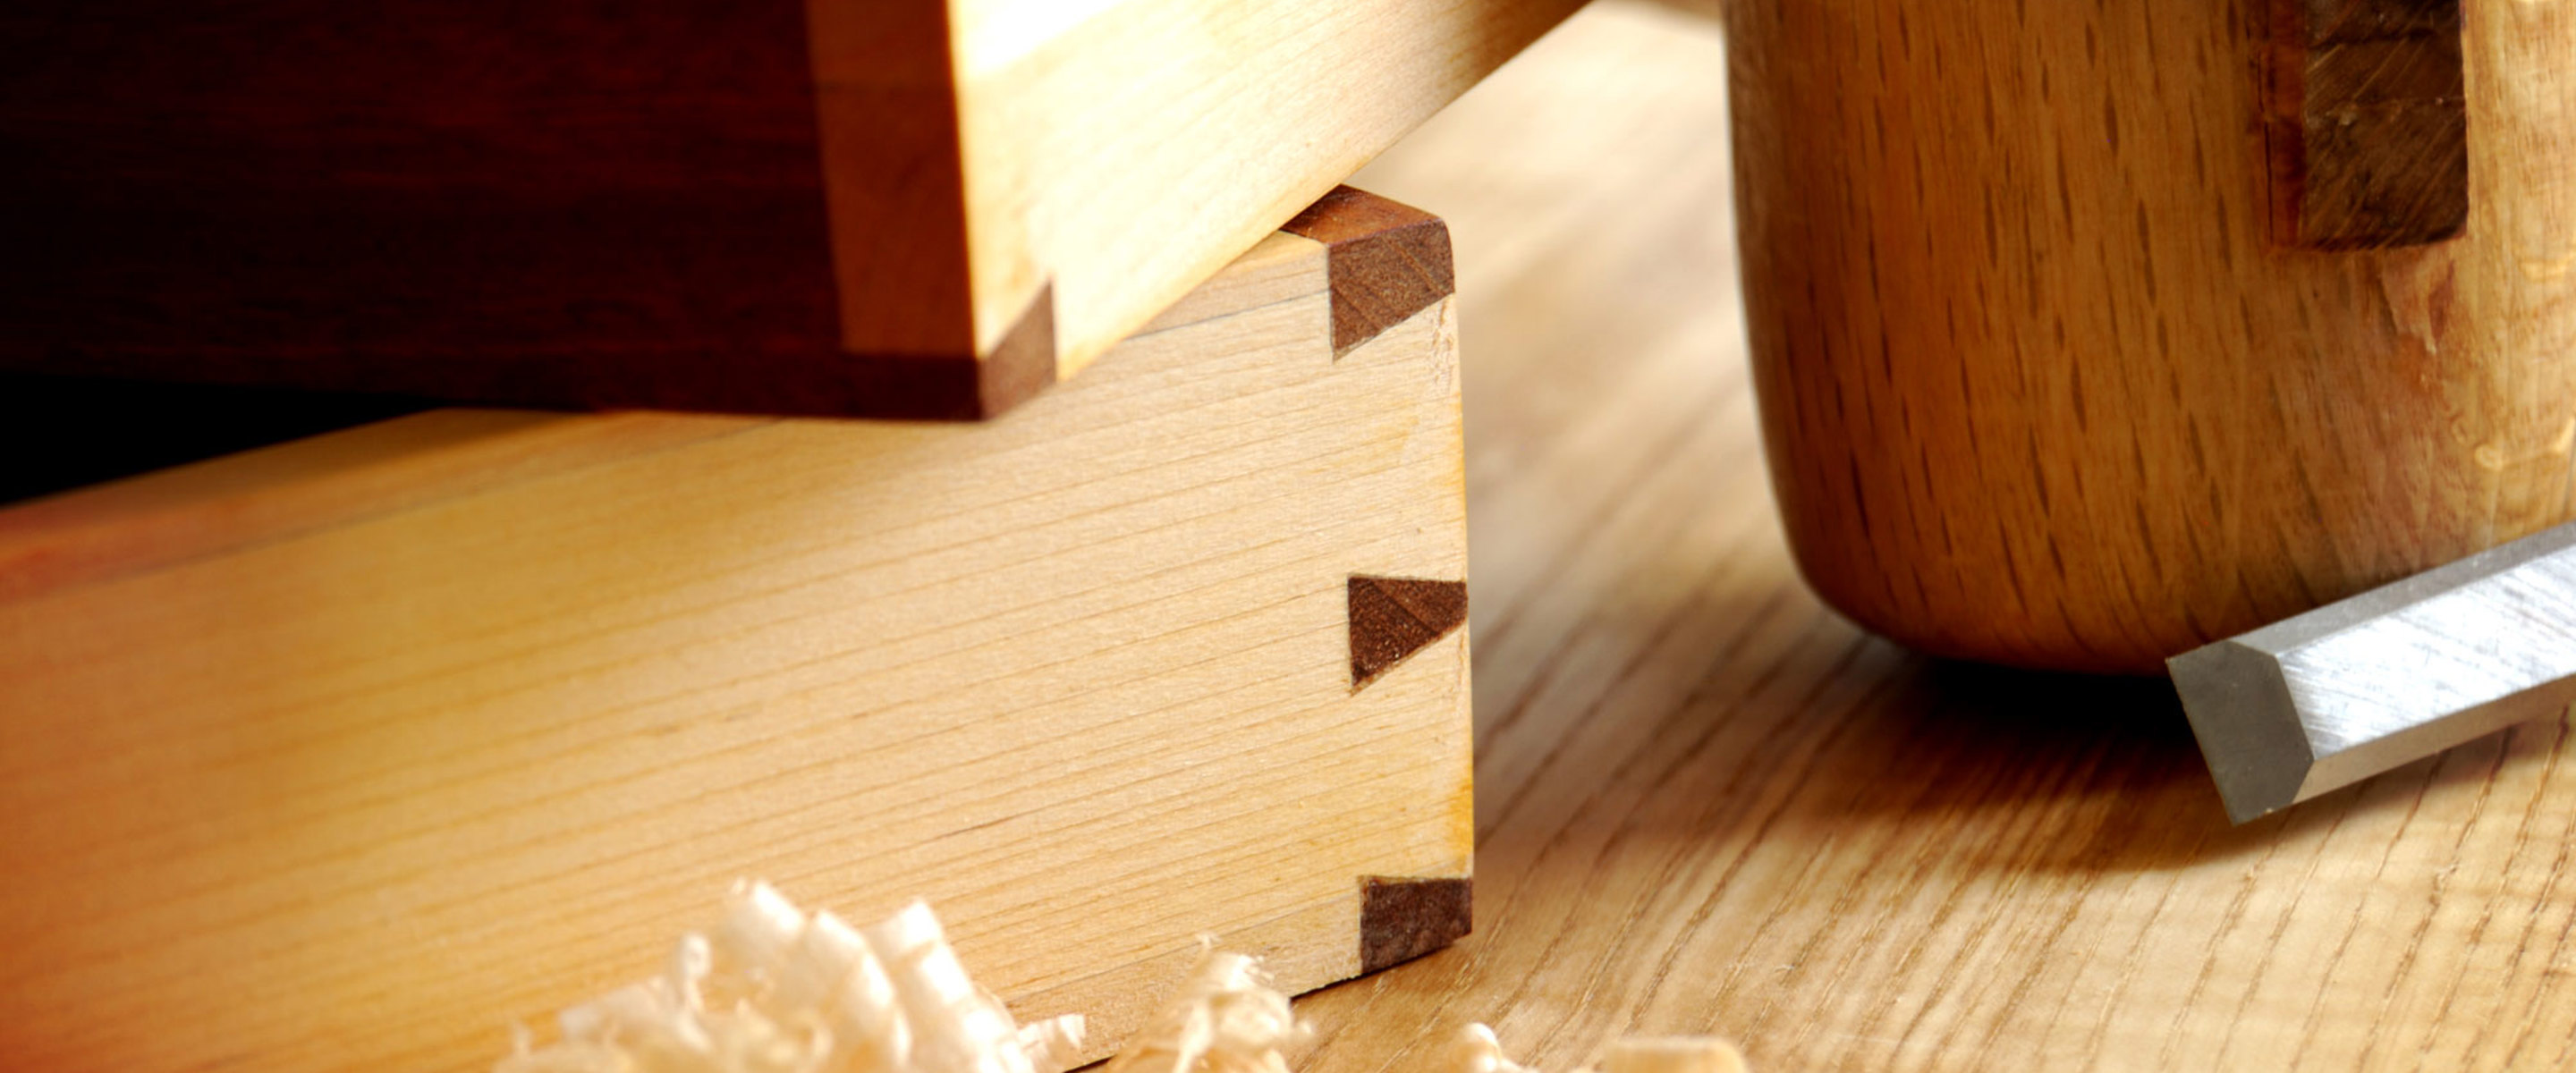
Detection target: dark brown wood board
<box><xmin>0</xmin><ymin>0</ymin><xmax>1577</xmax><ymax>418</ymax></box>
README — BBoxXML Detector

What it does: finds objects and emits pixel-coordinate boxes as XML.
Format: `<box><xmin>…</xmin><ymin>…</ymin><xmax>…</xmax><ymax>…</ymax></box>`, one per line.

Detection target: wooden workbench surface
<box><xmin>1300</xmin><ymin>4</ymin><xmax>2576</xmax><ymax>1069</ymax></box>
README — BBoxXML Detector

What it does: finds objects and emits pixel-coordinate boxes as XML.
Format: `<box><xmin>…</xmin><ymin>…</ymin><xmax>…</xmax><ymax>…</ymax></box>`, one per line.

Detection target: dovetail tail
<box><xmin>1358</xmin><ymin>875</ymin><xmax>1471</xmax><ymax>974</ymax></box>
<box><xmin>977</xmin><ymin>283</ymin><xmax>1057</xmax><ymax>417</ymax></box>
<box><xmin>1282</xmin><ymin>187</ymin><xmax>1457</xmax><ymax>358</ymax></box>
<box><xmin>1347</xmin><ymin>575</ymin><xmax>1468</xmax><ymax>690</ymax></box>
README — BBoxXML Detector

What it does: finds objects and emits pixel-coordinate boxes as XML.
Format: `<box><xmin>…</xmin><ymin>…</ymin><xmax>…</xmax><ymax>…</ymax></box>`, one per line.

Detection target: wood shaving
<box><xmin>496</xmin><ymin>881</ymin><xmax>1084</xmax><ymax>1073</ymax></box>
<box><xmin>497</xmin><ymin>883</ymin><xmax>1742</xmax><ymax>1073</ymax></box>
<box><xmin>1443</xmin><ymin>1024</ymin><xmax>1539</xmax><ymax>1073</ymax></box>
<box><xmin>1101</xmin><ymin>943</ymin><xmax>1307</xmax><ymax>1073</ymax></box>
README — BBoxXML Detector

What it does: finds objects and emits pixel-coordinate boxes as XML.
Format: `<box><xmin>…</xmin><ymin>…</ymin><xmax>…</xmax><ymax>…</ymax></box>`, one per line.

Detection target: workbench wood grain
<box><xmin>1307</xmin><ymin>4</ymin><xmax>2576</xmax><ymax>1069</ymax></box>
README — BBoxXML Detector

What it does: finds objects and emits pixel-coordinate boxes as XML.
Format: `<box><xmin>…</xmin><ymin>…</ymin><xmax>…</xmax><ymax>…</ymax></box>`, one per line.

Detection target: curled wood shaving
<box><xmin>497</xmin><ymin>883</ymin><xmax>1741</xmax><ymax>1073</ymax></box>
<box><xmin>1444</xmin><ymin>1023</ymin><xmax>1540</xmax><ymax>1073</ymax></box>
<box><xmin>1101</xmin><ymin>943</ymin><xmax>1308</xmax><ymax>1073</ymax></box>
<box><xmin>496</xmin><ymin>882</ymin><xmax>1083</xmax><ymax>1073</ymax></box>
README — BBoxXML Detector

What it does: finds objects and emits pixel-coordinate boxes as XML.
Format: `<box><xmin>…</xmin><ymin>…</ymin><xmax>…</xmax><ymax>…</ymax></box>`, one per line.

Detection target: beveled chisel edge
<box><xmin>2170</xmin><ymin>521</ymin><xmax>2576</xmax><ymax>824</ymax></box>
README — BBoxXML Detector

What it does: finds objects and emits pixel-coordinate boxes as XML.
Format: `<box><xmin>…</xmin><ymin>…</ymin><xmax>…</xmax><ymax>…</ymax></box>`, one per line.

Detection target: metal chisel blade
<box><xmin>2169</xmin><ymin>521</ymin><xmax>2576</xmax><ymax>824</ymax></box>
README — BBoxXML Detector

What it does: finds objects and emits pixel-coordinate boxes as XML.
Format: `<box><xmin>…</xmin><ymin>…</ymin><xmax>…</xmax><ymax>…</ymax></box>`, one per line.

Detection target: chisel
<box><xmin>2170</xmin><ymin>520</ymin><xmax>2576</xmax><ymax>824</ymax></box>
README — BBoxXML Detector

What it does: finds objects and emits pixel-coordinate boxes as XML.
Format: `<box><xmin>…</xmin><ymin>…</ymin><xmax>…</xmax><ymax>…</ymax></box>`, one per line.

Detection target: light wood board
<box><xmin>1287</xmin><ymin>4</ymin><xmax>2576</xmax><ymax>1069</ymax></box>
<box><xmin>835</xmin><ymin>0</ymin><xmax>1585</xmax><ymax>380</ymax></box>
<box><xmin>0</xmin><ymin>200</ymin><xmax>1470</xmax><ymax>1071</ymax></box>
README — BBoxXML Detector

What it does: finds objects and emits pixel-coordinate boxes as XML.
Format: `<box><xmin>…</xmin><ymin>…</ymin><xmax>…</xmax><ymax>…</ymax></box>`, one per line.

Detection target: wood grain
<box><xmin>0</xmin><ymin>199</ymin><xmax>1469</xmax><ymax>1072</ymax></box>
<box><xmin>2262</xmin><ymin>0</ymin><xmax>2469</xmax><ymax>249</ymax></box>
<box><xmin>1726</xmin><ymin>0</ymin><xmax>2576</xmax><ymax>672</ymax></box>
<box><xmin>1312</xmin><ymin>4</ymin><xmax>2576</xmax><ymax>1069</ymax></box>
<box><xmin>926</xmin><ymin>0</ymin><xmax>1572</xmax><ymax>383</ymax></box>
<box><xmin>0</xmin><ymin>0</ymin><xmax>1576</xmax><ymax>418</ymax></box>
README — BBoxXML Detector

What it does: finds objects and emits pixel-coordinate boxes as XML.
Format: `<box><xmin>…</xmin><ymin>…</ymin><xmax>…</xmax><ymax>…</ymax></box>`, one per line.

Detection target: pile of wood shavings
<box><xmin>496</xmin><ymin>882</ymin><xmax>1084</xmax><ymax>1073</ymax></box>
<box><xmin>1100</xmin><ymin>942</ymin><xmax>1303</xmax><ymax>1073</ymax></box>
<box><xmin>498</xmin><ymin>883</ymin><xmax>1741</xmax><ymax>1073</ymax></box>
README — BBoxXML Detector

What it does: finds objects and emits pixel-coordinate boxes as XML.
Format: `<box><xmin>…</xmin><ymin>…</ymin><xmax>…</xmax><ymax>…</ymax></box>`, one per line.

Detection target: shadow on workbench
<box><xmin>1811</xmin><ymin>660</ymin><xmax>2234</xmax><ymax>866</ymax></box>
<box><xmin>1685</xmin><ymin>638</ymin><xmax>2530</xmax><ymax>876</ymax></box>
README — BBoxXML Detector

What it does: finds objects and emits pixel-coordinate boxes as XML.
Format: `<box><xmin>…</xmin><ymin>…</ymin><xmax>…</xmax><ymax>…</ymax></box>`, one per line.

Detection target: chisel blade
<box><xmin>2169</xmin><ymin>522</ymin><xmax>2576</xmax><ymax>824</ymax></box>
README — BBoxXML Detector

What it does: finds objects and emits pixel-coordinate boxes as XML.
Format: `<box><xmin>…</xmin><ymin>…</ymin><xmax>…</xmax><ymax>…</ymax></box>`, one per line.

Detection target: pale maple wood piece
<box><xmin>2262</xmin><ymin>0</ymin><xmax>2469</xmax><ymax>249</ymax></box>
<box><xmin>878</xmin><ymin>0</ymin><xmax>1573</xmax><ymax>383</ymax></box>
<box><xmin>0</xmin><ymin>195</ymin><xmax>1469</xmax><ymax>1072</ymax></box>
<box><xmin>1724</xmin><ymin>0</ymin><xmax>2576</xmax><ymax>672</ymax></box>
<box><xmin>1322</xmin><ymin>5</ymin><xmax>2576</xmax><ymax>1069</ymax></box>
<box><xmin>0</xmin><ymin>0</ymin><xmax>1575</xmax><ymax>418</ymax></box>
